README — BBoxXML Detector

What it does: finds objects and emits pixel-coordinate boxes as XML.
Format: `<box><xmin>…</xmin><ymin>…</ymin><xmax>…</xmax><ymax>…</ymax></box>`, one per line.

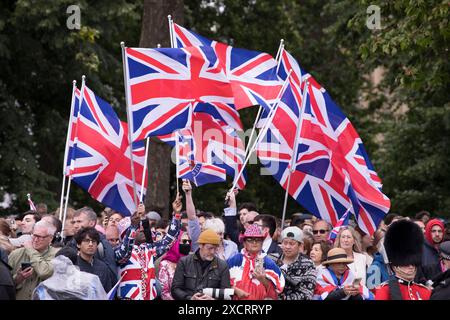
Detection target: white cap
<box><xmin>281</xmin><ymin>226</ymin><xmax>304</xmax><ymax>243</ymax></box>
<box><xmin>146</xmin><ymin>211</ymin><xmax>161</xmax><ymax>222</ymax></box>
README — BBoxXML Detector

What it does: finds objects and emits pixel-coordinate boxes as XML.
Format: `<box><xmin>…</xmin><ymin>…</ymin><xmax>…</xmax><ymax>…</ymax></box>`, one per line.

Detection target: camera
<box><xmin>201</xmin><ymin>288</ymin><xmax>234</xmax><ymax>300</ymax></box>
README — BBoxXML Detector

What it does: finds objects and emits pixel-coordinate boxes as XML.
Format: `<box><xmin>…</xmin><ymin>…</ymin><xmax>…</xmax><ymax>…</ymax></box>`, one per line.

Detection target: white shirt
<box><xmin>262</xmin><ymin>236</ymin><xmax>272</xmax><ymax>254</ymax></box>
<box><xmin>348</xmin><ymin>251</ymin><xmax>367</xmax><ymax>286</ymax></box>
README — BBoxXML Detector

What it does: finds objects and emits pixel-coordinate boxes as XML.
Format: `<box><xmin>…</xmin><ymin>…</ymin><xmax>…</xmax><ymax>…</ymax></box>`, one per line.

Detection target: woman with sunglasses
<box><xmin>158</xmin><ymin>227</ymin><xmax>192</xmax><ymax>300</ymax></box>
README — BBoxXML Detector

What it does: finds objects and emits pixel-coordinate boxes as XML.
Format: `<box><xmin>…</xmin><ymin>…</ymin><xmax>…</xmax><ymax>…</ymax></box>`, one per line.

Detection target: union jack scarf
<box><xmin>314</xmin><ymin>267</ymin><xmax>373</xmax><ymax>300</ymax></box>
<box><xmin>227</xmin><ymin>249</ymin><xmax>285</xmax><ymax>300</ymax></box>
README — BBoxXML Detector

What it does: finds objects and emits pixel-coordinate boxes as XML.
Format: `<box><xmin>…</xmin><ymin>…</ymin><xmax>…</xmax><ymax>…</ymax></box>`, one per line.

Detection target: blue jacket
<box><xmin>366</xmin><ymin>252</ymin><xmax>390</xmax><ymax>289</ymax></box>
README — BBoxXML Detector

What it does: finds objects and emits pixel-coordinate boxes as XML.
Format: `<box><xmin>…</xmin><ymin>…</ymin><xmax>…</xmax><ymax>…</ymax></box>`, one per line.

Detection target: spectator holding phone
<box><xmin>8</xmin><ymin>220</ymin><xmax>60</xmax><ymax>299</ymax></box>
<box><xmin>314</xmin><ymin>247</ymin><xmax>374</xmax><ymax>300</ymax></box>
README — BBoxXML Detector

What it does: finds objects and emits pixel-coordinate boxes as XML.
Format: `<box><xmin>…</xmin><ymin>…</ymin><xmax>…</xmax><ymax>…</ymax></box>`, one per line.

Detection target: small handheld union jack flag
<box><xmin>328</xmin><ymin>208</ymin><xmax>352</xmax><ymax>242</ymax></box>
<box><xmin>27</xmin><ymin>193</ymin><xmax>37</xmax><ymax>212</ymax></box>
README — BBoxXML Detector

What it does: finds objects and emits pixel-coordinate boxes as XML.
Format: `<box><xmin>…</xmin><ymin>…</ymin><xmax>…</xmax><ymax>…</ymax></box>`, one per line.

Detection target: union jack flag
<box><xmin>117</xmin><ymin>246</ymin><xmax>157</xmax><ymax>300</ymax></box>
<box><xmin>64</xmin><ymin>86</ymin><xmax>81</xmax><ymax>176</ymax></box>
<box><xmin>328</xmin><ymin>208</ymin><xmax>351</xmax><ymax>242</ymax></box>
<box><xmin>70</xmin><ymin>85</ymin><xmax>147</xmax><ymax>216</ymax></box>
<box><xmin>175</xmin><ymin>130</ymin><xmax>226</xmax><ymax>186</ymax></box>
<box><xmin>172</xmin><ymin>22</ymin><xmax>282</xmax><ymax>111</ymax></box>
<box><xmin>257</xmin><ymin>48</ymin><xmax>390</xmax><ymax>236</ymax></box>
<box><xmin>159</xmin><ymin>112</ymin><xmax>247</xmax><ymax>189</ymax></box>
<box><xmin>124</xmin><ymin>45</ymin><xmax>239</xmax><ymax>142</ymax></box>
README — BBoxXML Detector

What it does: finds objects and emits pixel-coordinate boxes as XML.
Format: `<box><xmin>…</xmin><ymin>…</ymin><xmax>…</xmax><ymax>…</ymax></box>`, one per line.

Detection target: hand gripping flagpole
<box><xmin>121</xmin><ymin>41</ymin><xmax>139</xmax><ymax>207</ymax></box>
<box><xmin>59</xmin><ymin>80</ymin><xmax>77</xmax><ymax>220</ymax></box>
<box><xmin>281</xmin><ymin>80</ymin><xmax>309</xmax><ymax>229</ymax></box>
<box><xmin>243</xmin><ymin>39</ymin><xmax>285</xmax><ymax>163</ymax></box>
<box><xmin>228</xmin><ymin>70</ymin><xmax>293</xmax><ymax>192</ymax></box>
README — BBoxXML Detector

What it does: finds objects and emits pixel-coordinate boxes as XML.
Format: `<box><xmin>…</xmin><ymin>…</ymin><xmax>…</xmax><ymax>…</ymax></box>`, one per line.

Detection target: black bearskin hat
<box><xmin>384</xmin><ymin>219</ymin><xmax>424</xmax><ymax>266</ymax></box>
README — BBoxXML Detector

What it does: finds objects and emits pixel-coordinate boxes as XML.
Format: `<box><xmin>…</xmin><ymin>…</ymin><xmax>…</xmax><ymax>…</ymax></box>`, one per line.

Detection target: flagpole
<box><xmin>61</xmin><ymin>177</ymin><xmax>72</xmax><ymax>240</ymax></box>
<box><xmin>275</xmin><ymin>39</ymin><xmax>284</xmax><ymax>62</ymax></box>
<box><xmin>243</xmin><ymin>39</ymin><xmax>286</xmax><ymax>163</ymax></box>
<box><xmin>139</xmin><ymin>137</ymin><xmax>150</xmax><ymax>203</ymax></box>
<box><xmin>281</xmin><ymin>80</ymin><xmax>310</xmax><ymax>229</ymax></box>
<box><xmin>175</xmin><ymin>130</ymin><xmax>180</xmax><ymax>194</ymax></box>
<box><xmin>121</xmin><ymin>41</ymin><xmax>139</xmax><ymax>207</ymax></box>
<box><xmin>62</xmin><ymin>75</ymin><xmax>85</xmax><ymax>240</ymax></box>
<box><xmin>168</xmin><ymin>15</ymin><xmax>175</xmax><ymax>48</ymax></box>
<box><xmin>59</xmin><ymin>80</ymin><xmax>77</xmax><ymax>220</ymax></box>
<box><xmin>229</xmin><ymin>70</ymin><xmax>293</xmax><ymax>192</ymax></box>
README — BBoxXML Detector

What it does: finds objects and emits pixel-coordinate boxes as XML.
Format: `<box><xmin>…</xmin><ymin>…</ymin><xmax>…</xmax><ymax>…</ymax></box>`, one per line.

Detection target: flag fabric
<box><xmin>159</xmin><ymin>112</ymin><xmax>247</xmax><ymax>189</ymax></box>
<box><xmin>314</xmin><ymin>268</ymin><xmax>374</xmax><ymax>300</ymax></box>
<box><xmin>124</xmin><ymin>45</ymin><xmax>236</xmax><ymax>142</ymax></box>
<box><xmin>65</xmin><ymin>87</ymin><xmax>81</xmax><ymax>175</ymax></box>
<box><xmin>328</xmin><ymin>208</ymin><xmax>352</xmax><ymax>242</ymax></box>
<box><xmin>227</xmin><ymin>249</ymin><xmax>285</xmax><ymax>300</ymax></box>
<box><xmin>117</xmin><ymin>246</ymin><xmax>158</xmax><ymax>300</ymax></box>
<box><xmin>172</xmin><ymin>22</ymin><xmax>282</xmax><ymax>110</ymax></box>
<box><xmin>175</xmin><ymin>130</ymin><xmax>226</xmax><ymax>186</ymax></box>
<box><xmin>257</xmin><ymin>48</ymin><xmax>390</xmax><ymax>236</ymax></box>
<box><xmin>27</xmin><ymin>194</ymin><xmax>37</xmax><ymax>211</ymax></box>
<box><xmin>70</xmin><ymin>85</ymin><xmax>147</xmax><ymax>216</ymax></box>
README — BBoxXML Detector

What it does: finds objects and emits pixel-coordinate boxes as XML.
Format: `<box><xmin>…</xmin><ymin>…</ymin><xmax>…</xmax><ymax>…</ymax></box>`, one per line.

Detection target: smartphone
<box><xmin>21</xmin><ymin>262</ymin><xmax>32</xmax><ymax>270</ymax></box>
<box><xmin>352</xmin><ymin>278</ymin><xmax>362</xmax><ymax>287</ymax></box>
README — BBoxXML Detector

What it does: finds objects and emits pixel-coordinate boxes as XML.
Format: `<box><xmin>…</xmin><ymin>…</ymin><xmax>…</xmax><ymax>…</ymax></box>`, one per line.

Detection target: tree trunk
<box><xmin>139</xmin><ymin>0</ymin><xmax>184</xmax><ymax>218</ymax></box>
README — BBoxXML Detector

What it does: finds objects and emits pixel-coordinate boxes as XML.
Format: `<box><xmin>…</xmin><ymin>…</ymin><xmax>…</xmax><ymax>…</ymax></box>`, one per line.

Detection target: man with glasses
<box><xmin>8</xmin><ymin>221</ymin><xmax>60</xmax><ymax>299</ymax></box>
<box><xmin>312</xmin><ymin>220</ymin><xmax>332</xmax><ymax>242</ymax></box>
<box><xmin>74</xmin><ymin>227</ymin><xmax>115</xmax><ymax>293</ymax></box>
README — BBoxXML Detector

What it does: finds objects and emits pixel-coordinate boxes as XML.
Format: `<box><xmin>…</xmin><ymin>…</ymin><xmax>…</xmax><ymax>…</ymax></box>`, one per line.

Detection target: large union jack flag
<box><xmin>172</xmin><ymin>22</ymin><xmax>282</xmax><ymax>111</ymax></box>
<box><xmin>70</xmin><ymin>85</ymin><xmax>147</xmax><ymax>216</ymax></box>
<box><xmin>257</xmin><ymin>48</ymin><xmax>390</xmax><ymax>235</ymax></box>
<box><xmin>159</xmin><ymin>112</ymin><xmax>247</xmax><ymax>189</ymax></box>
<box><xmin>125</xmin><ymin>45</ymin><xmax>242</xmax><ymax>142</ymax></box>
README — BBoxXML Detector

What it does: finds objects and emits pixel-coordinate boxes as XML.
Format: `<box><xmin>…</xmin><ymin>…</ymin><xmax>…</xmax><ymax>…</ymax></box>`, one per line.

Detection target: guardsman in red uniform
<box><xmin>374</xmin><ymin>219</ymin><xmax>432</xmax><ymax>300</ymax></box>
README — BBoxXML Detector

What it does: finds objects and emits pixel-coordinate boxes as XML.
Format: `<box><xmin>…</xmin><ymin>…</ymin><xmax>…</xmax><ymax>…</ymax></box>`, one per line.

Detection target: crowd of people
<box><xmin>0</xmin><ymin>181</ymin><xmax>449</xmax><ymax>300</ymax></box>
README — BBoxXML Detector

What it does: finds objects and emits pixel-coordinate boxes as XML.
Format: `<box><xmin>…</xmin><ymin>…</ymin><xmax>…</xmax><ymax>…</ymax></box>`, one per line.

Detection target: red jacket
<box><xmin>375</xmin><ymin>278</ymin><xmax>431</xmax><ymax>300</ymax></box>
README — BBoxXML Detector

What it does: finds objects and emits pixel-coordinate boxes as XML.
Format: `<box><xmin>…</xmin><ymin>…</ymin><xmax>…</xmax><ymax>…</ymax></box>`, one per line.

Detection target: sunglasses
<box><xmin>313</xmin><ymin>229</ymin><xmax>328</xmax><ymax>235</ymax></box>
<box><xmin>245</xmin><ymin>238</ymin><xmax>263</xmax><ymax>243</ymax></box>
<box><xmin>181</xmin><ymin>239</ymin><xmax>192</xmax><ymax>244</ymax></box>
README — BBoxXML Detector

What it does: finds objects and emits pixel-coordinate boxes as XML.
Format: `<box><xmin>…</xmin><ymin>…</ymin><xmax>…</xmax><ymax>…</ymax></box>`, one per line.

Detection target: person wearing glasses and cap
<box><xmin>314</xmin><ymin>247</ymin><xmax>374</xmax><ymax>300</ymax></box>
<box><xmin>374</xmin><ymin>219</ymin><xmax>431</xmax><ymax>300</ymax></box>
<box><xmin>227</xmin><ymin>224</ymin><xmax>285</xmax><ymax>300</ymax></box>
<box><xmin>273</xmin><ymin>227</ymin><xmax>317</xmax><ymax>300</ymax></box>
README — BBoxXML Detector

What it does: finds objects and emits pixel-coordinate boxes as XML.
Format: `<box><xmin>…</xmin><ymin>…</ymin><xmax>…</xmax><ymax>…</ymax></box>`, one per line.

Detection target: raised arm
<box><xmin>146</xmin><ymin>195</ymin><xmax>182</xmax><ymax>259</ymax></box>
<box><xmin>223</xmin><ymin>189</ymin><xmax>240</xmax><ymax>245</ymax></box>
<box><xmin>182</xmin><ymin>180</ymin><xmax>201</xmax><ymax>251</ymax></box>
<box><xmin>114</xmin><ymin>207</ymin><xmax>142</xmax><ymax>264</ymax></box>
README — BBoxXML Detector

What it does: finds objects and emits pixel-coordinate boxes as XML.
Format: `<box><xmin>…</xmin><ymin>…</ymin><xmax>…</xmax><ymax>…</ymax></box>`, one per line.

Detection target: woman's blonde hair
<box><xmin>334</xmin><ymin>226</ymin><xmax>362</xmax><ymax>253</ymax></box>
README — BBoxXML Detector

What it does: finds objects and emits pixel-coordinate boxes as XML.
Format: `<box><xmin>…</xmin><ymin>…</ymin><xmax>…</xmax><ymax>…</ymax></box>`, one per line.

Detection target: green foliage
<box><xmin>325</xmin><ymin>0</ymin><xmax>450</xmax><ymax>216</ymax></box>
